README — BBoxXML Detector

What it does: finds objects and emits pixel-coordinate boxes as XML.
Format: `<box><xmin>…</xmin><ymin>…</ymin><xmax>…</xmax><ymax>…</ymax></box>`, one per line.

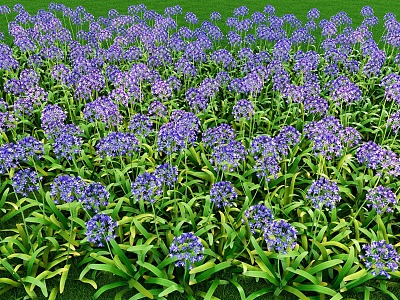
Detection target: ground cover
<box><xmin>1</xmin><ymin>2</ymin><xmax>400</xmax><ymax>300</ymax></box>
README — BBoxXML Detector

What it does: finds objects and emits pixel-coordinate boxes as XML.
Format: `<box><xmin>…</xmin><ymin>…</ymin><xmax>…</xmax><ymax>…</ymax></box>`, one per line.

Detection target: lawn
<box><xmin>1</xmin><ymin>1</ymin><xmax>400</xmax><ymax>300</ymax></box>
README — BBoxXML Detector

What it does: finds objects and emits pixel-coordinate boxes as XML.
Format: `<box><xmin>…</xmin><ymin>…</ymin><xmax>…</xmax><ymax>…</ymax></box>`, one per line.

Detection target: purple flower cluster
<box><xmin>52</xmin><ymin>124</ymin><xmax>83</xmax><ymax>160</ymax></box>
<box><xmin>170</xmin><ymin>232</ymin><xmax>205</xmax><ymax>269</ymax></box>
<box><xmin>131</xmin><ymin>172</ymin><xmax>162</xmax><ymax>204</ymax></box>
<box><xmin>157</xmin><ymin>111</ymin><xmax>200</xmax><ymax>155</ymax></box>
<box><xmin>356</xmin><ymin>141</ymin><xmax>400</xmax><ymax>177</ymax></box>
<box><xmin>250</xmin><ymin>135</ymin><xmax>280</xmax><ymax>180</ymax></box>
<box><xmin>41</xmin><ymin>104</ymin><xmax>67</xmax><ymax>136</ymax></box>
<box><xmin>243</xmin><ymin>204</ymin><xmax>274</xmax><ymax>234</ymax></box>
<box><xmin>148</xmin><ymin>101</ymin><xmax>167</xmax><ymax>119</ymax></box>
<box><xmin>154</xmin><ymin>163</ymin><xmax>178</xmax><ymax>188</ymax></box>
<box><xmin>304</xmin><ymin>116</ymin><xmax>361</xmax><ymax>160</ymax></box>
<box><xmin>50</xmin><ymin>175</ymin><xmax>86</xmax><ymax>204</ymax></box>
<box><xmin>366</xmin><ymin>186</ymin><xmax>398</xmax><ymax>214</ymax></box>
<box><xmin>232</xmin><ymin>99</ymin><xmax>254</xmax><ymax>121</ymax></box>
<box><xmin>83</xmin><ymin>96</ymin><xmax>122</xmax><ymax>127</ymax></box>
<box><xmin>211</xmin><ymin>140</ymin><xmax>247</xmax><ymax>172</ymax></box>
<box><xmin>359</xmin><ymin>241</ymin><xmax>400</xmax><ymax>279</ymax></box>
<box><xmin>274</xmin><ymin>126</ymin><xmax>301</xmax><ymax>156</ymax></box>
<box><xmin>96</xmin><ymin>132</ymin><xmax>139</xmax><ymax>158</ymax></box>
<box><xmin>12</xmin><ymin>168</ymin><xmax>42</xmax><ymax>197</ymax></box>
<box><xmin>263</xmin><ymin>219</ymin><xmax>298</xmax><ymax>254</ymax></box>
<box><xmin>202</xmin><ymin>124</ymin><xmax>236</xmax><ymax>148</ymax></box>
<box><xmin>85</xmin><ymin>213</ymin><xmax>117</xmax><ymax>247</ymax></box>
<box><xmin>307</xmin><ymin>177</ymin><xmax>341</xmax><ymax>210</ymax></box>
<box><xmin>387</xmin><ymin>111</ymin><xmax>400</xmax><ymax>134</ymax></box>
<box><xmin>210</xmin><ymin>181</ymin><xmax>237</xmax><ymax>208</ymax></box>
<box><xmin>325</xmin><ymin>76</ymin><xmax>362</xmax><ymax>105</ymax></box>
<box><xmin>128</xmin><ymin>114</ymin><xmax>153</xmax><ymax>138</ymax></box>
<box><xmin>80</xmin><ymin>182</ymin><xmax>110</xmax><ymax>213</ymax></box>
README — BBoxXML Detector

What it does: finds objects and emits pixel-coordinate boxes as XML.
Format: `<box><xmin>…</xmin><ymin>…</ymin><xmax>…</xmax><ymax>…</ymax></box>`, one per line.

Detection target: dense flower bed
<box><xmin>1</xmin><ymin>2</ymin><xmax>400</xmax><ymax>299</ymax></box>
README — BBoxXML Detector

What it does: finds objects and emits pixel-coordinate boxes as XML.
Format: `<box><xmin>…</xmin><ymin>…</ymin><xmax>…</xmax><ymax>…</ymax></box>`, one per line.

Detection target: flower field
<box><xmin>1</xmin><ymin>2</ymin><xmax>400</xmax><ymax>299</ymax></box>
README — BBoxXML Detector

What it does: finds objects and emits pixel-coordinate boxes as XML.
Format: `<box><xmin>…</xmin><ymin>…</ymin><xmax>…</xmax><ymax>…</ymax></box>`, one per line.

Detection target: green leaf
<box><xmin>332</xmin><ymin>246</ymin><xmax>355</xmax><ymax>288</ymax></box>
<box><xmin>24</xmin><ymin>276</ymin><xmax>48</xmax><ymax>298</ymax></box>
<box><xmin>93</xmin><ymin>281</ymin><xmax>127</xmax><ymax>300</ymax></box>
<box><xmin>195</xmin><ymin>261</ymin><xmax>232</xmax><ymax>283</ymax></box>
<box><xmin>158</xmin><ymin>284</ymin><xmax>184</xmax><ymax>298</ymax></box>
<box><xmin>307</xmin><ymin>259</ymin><xmax>343</xmax><ymax>275</ymax></box>
<box><xmin>110</xmin><ymin>239</ymin><xmax>137</xmax><ymax>276</ymax></box>
<box><xmin>287</xmin><ymin>267</ymin><xmax>320</xmax><ymax>285</ymax></box>
<box><xmin>296</xmin><ymin>284</ymin><xmax>338</xmax><ymax>296</ymax></box>
<box><xmin>59</xmin><ymin>264</ymin><xmax>70</xmax><ymax>294</ymax></box>
<box><xmin>128</xmin><ymin>278</ymin><xmax>154</xmax><ymax>299</ymax></box>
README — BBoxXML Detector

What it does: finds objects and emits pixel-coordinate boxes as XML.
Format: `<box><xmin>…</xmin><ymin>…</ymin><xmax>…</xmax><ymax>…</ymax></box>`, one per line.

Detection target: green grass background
<box><xmin>1</xmin><ymin>0</ymin><xmax>400</xmax><ymax>299</ymax></box>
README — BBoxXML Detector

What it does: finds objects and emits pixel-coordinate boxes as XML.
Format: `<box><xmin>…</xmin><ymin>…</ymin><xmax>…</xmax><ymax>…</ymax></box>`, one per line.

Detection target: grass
<box><xmin>1</xmin><ymin>0</ymin><xmax>400</xmax><ymax>43</ymax></box>
<box><xmin>1</xmin><ymin>1</ymin><xmax>400</xmax><ymax>299</ymax></box>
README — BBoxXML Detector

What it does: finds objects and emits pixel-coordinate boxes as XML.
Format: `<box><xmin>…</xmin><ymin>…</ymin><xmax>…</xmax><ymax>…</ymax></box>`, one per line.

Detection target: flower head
<box><xmin>263</xmin><ymin>220</ymin><xmax>297</xmax><ymax>254</ymax></box>
<box><xmin>12</xmin><ymin>168</ymin><xmax>42</xmax><ymax>197</ymax></box>
<box><xmin>170</xmin><ymin>232</ymin><xmax>205</xmax><ymax>269</ymax></box>
<box><xmin>359</xmin><ymin>241</ymin><xmax>400</xmax><ymax>279</ymax></box>
<box><xmin>80</xmin><ymin>182</ymin><xmax>109</xmax><ymax>213</ymax></box>
<box><xmin>243</xmin><ymin>204</ymin><xmax>274</xmax><ymax>234</ymax></box>
<box><xmin>366</xmin><ymin>186</ymin><xmax>398</xmax><ymax>214</ymax></box>
<box><xmin>210</xmin><ymin>181</ymin><xmax>237</xmax><ymax>208</ymax></box>
<box><xmin>85</xmin><ymin>213</ymin><xmax>118</xmax><ymax>247</ymax></box>
<box><xmin>307</xmin><ymin>177</ymin><xmax>341</xmax><ymax>210</ymax></box>
<box><xmin>232</xmin><ymin>99</ymin><xmax>254</xmax><ymax>121</ymax></box>
<box><xmin>50</xmin><ymin>175</ymin><xmax>86</xmax><ymax>204</ymax></box>
<box><xmin>154</xmin><ymin>163</ymin><xmax>178</xmax><ymax>189</ymax></box>
<box><xmin>131</xmin><ymin>172</ymin><xmax>162</xmax><ymax>204</ymax></box>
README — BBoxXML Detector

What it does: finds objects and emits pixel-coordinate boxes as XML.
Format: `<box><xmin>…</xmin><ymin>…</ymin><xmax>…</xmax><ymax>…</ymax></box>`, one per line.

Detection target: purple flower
<box><xmin>366</xmin><ymin>186</ymin><xmax>398</xmax><ymax>214</ymax></box>
<box><xmin>85</xmin><ymin>213</ymin><xmax>117</xmax><ymax>247</ymax></box>
<box><xmin>41</xmin><ymin>104</ymin><xmax>67</xmax><ymax>136</ymax></box>
<box><xmin>157</xmin><ymin>111</ymin><xmax>200</xmax><ymax>155</ymax></box>
<box><xmin>185</xmin><ymin>12</ymin><xmax>198</xmax><ymax>24</ymax></box>
<box><xmin>80</xmin><ymin>182</ymin><xmax>109</xmax><ymax>213</ymax></box>
<box><xmin>148</xmin><ymin>101</ymin><xmax>167</xmax><ymax>119</ymax></box>
<box><xmin>52</xmin><ymin>124</ymin><xmax>83</xmax><ymax>160</ymax></box>
<box><xmin>131</xmin><ymin>172</ymin><xmax>162</xmax><ymax>204</ymax></box>
<box><xmin>12</xmin><ymin>168</ymin><xmax>42</xmax><ymax>197</ymax></box>
<box><xmin>151</xmin><ymin>80</ymin><xmax>173</xmax><ymax>100</ymax></box>
<box><xmin>185</xmin><ymin>88</ymin><xmax>209</xmax><ymax>113</ymax></box>
<box><xmin>274</xmin><ymin>126</ymin><xmax>301</xmax><ymax>156</ymax></box>
<box><xmin>210</xmin><ymin>12</ymin><xmax>221</xmax><ymax>22</ymax></box>
<box><xmin>359</xmin><ymin>241</ymin><xmax>400</xmax><ymax>279</ymax></box>
<box><xmin>210</xmin><ymin>181</ymin><xmax>237</xmax><ymax>208</ymax></box>
<box><xmin>304</xmin><ymin>116</ymin><xmax>346</xmax><ymax>160</ymax></box>
<box><xmin>263</xmin><ymin>220</ymin><xmax>298</xmax><ymax>254</ymax></box>
<box><xmin>96</xmin><ymin>132</ymin><xmax>139</xmax><ymax>158</ymax></box>
<box><xmin>233</xmin><ymin>6</ymin><xmax>249</xmax><ymax>17</ymax></box>
<box><xmin>154</xmin><ymin>163</ymin><xmax>178</xmax><ymax>188</ymax></box>
<box><xmin>304</xmin><ymin>96</ymin><xmax>329</xmax><ymax>116</ymax></box>
<box><xmin>202</xmin><ymin>124</ymin><xmax>236</xmax><ymax>148</ymax></box>
<box><xmin>250</xmin><ymin>135</ymin><xmax>280</xmax><ymax>179</ymax></box>
<box><xmin>387</xmin><ymin>111</ymin><xmax>400</xmax><ymax>134</ymax></box>
<box><xmin>243</xmin><ymin>204</ymin><xmax>274</xmax><ymax>234</ymax></box>
<box><xmin>0</xmin><ymin>143</ymin><xmax>19</xmax><ymax>174</ymax></box>
<box><xmin>211</xmin><ymin>140</ymin><xmax>247</xmax><ymax>172</ymax></box>
<box><xmin>170</xmin><ymin>232</ymin><xmax>205</xmax><ymax>269</ymax></box>
<box><xmin>16</xmin><ymin>136</ymin><xmax>44</xmax><ymax>162</ymax></box>
<box><xmin>307</xmin><ymin>177</ymin><xmax>341</xmax><ymax>210</ymax></box>
<box><xmin>128</xmin><ymin>114</ymin><xmax>153</xmax><ymax>138</ymax></box>
<box><xmin>50</xmin><ymin>175</ymin><xmax>86</xmax><ymax>204</ymax></box>
<box><xmin>0</xmin><ymin>111</ymin><xmax>16</xmax><ymax>133</ymax></box>
<box><xmin>361</xmin><ymin>6</ymin><xmax>375</xmax><ymax>17</ymax></box>
<box><xmin>232</xmin><ymin>99</ymin><xmax>254</xmax><ymax>121</ymax></box>
<box><xmin>83</xmin><ymin>96</ymin><xmax>122</xmax><ymax>127</ymax></box>
<box><xmin>356</xmin><ymin>141</ymin><xmax>400</xmax><ymax>176</ymax></box>
<box><xmin>307</xmin><ymin>8</ymin><xmax>320</xmax><ymax>20</ymax></box>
